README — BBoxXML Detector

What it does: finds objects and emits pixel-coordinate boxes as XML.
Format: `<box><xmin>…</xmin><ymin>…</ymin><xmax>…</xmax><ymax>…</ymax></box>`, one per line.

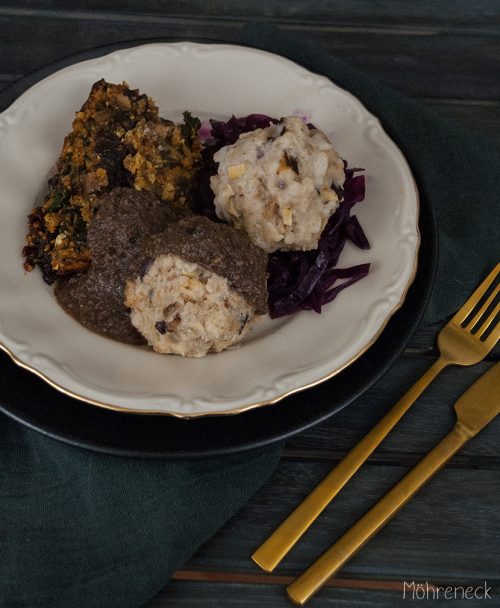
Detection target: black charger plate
<box><xmin>0</xmin><ymin>39</ymin><xmax>437</xmax><ymax>458</ymax></box>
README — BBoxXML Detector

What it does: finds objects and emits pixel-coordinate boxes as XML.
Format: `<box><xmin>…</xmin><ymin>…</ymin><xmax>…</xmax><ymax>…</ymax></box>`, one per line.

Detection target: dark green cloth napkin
<box><xmin>1</xmin><ymin>23</ymin><xmax>499</xmax><ymax>608</ymax></box>
<box><xmin>0</xmin><ymin>415</ymin><xmax>281</xmax><ymax>607</ymax></box>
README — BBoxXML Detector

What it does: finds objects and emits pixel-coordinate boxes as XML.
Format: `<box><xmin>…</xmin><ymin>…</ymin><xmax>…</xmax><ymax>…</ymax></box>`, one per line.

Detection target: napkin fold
<box><xmin>1</xmin><ymin>22</ymin><xmax>499</xmax><ymax>608</ymax></box>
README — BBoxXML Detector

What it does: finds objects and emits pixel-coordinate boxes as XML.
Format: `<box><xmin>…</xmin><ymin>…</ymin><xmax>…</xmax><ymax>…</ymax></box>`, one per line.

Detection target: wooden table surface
<box><xmin>2</xmin><ymin>2</ymin><xmax>499</xmax><ymax>607</ymax></box>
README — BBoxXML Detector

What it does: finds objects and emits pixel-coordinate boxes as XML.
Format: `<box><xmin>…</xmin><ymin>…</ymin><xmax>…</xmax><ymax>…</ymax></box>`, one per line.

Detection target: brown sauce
<box><xmin>55</xmin><ymin>188</ymin><xmax>186</xmax><ymax>344</ymax></box>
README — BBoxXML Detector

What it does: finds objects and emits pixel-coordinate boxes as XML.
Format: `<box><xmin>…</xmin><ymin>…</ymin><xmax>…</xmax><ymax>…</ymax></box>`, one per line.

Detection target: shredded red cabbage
<box><xmin>195</xmin><ymin>114</ymin><xmax>370</xmax><ymax>318</ymax></box>
<box><xmin>194</xmin><ymin>115</ymin><xmax>277</xmax><ymax>221</ymax></box>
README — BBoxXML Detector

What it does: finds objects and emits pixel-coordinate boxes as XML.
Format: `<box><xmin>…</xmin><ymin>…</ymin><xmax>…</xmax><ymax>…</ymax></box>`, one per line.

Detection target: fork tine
<box><xmin>452</xmin><ymin>263</ymin><xmax>500</xmax><ymax>324</ymax></box>
<box><xmin>483</xmin><ymin>324</ymin><xmax>500</xmax><ymax>351</ymax></box>
<box><xmin>477</xmin><ymin>302</ymin><xmax>500</xmax><ymax>341</ymax></box>
<box><xmin>465</xmin><ymin>284</ymin><xmax>500</xmax><ymax>330</ymax></box>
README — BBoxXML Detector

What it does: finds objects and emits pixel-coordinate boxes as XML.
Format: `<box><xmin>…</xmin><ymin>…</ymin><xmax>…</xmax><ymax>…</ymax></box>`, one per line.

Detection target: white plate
<box><xmin>0</xmin><ymin>43</ymin><xmax>419</xmax><ymax>417</ymax></box>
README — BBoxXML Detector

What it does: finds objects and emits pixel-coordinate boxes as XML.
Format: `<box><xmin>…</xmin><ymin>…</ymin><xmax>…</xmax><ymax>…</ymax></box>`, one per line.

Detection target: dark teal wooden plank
<box><xmin>0</xmin><ymin>16</ymin><xmax>499</xmax><ymax>99</ymax></box>
<box><xmin>285</xmin><ymin>360</ymin><xmax>500</xmax><ymax>458</ymax></box>
<box><xmin>0</xmin><ymin>73</ymin><xmax>21</xmax><ymax>84</ymax></box>
<box><xmin>5</xmin><ymin>1</ymin><xmax>500</xmax><ymax>31</ymax></box>
<box><xmin>180</xmin><ymin>461</ymin><xmax>500</xmax><ymax>579</ymax></box>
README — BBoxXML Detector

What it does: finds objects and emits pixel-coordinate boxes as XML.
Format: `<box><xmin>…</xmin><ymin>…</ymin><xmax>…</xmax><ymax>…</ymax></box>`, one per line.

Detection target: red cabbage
<box><xmin>195</xmin><ymin>115</ymin><xmax>370</xmax><ymax>318</ymax></box>
<box><xmin>210</xmin><ymin>114</ymin><xmax>278</xmax><ymax>145</ymax></box>
<box><xmin>193</xmin><ymin>115</ymin><xmax>277</xmax><ymax>220</ymax></box>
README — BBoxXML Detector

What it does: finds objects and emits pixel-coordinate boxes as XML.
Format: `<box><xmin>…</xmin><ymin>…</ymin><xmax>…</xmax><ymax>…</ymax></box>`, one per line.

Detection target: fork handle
<box><xmin>252</xmin><ymin>356</ymin><xmax>450</xmax><ymax>573</ymax></box>
<box><xmin>286</xmin><ymin>422</ymin><xmax>471</xmax><ymax>605</ymax></box>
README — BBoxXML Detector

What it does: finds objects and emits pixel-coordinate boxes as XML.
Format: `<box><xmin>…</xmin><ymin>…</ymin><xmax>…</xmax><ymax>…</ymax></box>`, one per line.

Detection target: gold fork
<box><xmin>252</xmin><ymin>263</ymin><xmax>500</xmax><ymax>573</ymax></box>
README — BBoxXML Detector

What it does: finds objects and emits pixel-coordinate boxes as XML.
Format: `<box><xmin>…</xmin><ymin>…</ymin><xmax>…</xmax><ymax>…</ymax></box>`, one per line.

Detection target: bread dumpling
<box><xmin>125</xmin><ymin>215</ymin><xmax>268</xmax><ymax>357</ymax></box>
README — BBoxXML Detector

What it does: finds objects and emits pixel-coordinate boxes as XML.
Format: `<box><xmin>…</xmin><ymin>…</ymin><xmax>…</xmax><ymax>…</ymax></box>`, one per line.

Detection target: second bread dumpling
<box><xmin>124</xmin><ymin>215</ymin><xmax>268</xmax><ymax>357</ymax></box>
<box><xmin>210</xmin><ymin>116</ymin><xmax>345</xmax><ymax>253</ymax></box>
